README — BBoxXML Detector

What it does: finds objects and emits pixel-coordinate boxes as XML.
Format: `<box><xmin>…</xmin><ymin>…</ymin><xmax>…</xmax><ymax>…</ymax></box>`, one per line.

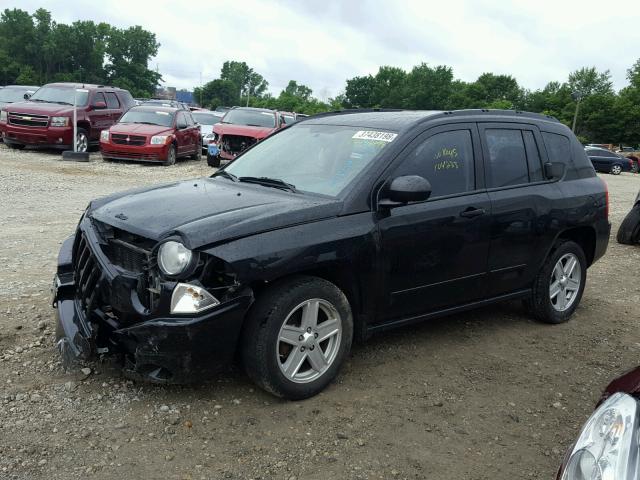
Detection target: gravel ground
<box><xmin>1</xmin><ymin>144</ymin><xmax>639</xmax><ymax>480</ymax></box>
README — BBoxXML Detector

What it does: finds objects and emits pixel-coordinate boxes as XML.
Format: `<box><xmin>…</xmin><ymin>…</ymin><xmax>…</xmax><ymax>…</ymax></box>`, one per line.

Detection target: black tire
<box><xmin>241</xmin><ymin>276</ymin><xmax>353</xmax><ymax>400</ymax></box>
<box><xmin>527</xmin><ymin>240</ymin><xmax>587</xmax><ymax>324</ymax></box>
<box><xmin>163</xmin><ymin>145</ymin><xmax>176</xmax><ymax>166</ymax></box>
<box><xmin>7</xmin><ymin>143</ymin><xmax>25</xmax><ymax>150</ymax></box>
<box><xmin>617</xmin><ymin>206</ymin><xmax>640</xmax><ymax>245</ymax></box>
<box><xmin>207</xmin><ymin>152</ymin><xmax>221</xmax><ymax>168</ymax></box>
<box><xmin>190</xmin><ymin>141</ymin><xmax>201</xmax><ymax>160</ymax></box>
<box><xmin>610</xmin><ymin>164</ymin><xmax>623</xmax><ymax>175</ymax></box>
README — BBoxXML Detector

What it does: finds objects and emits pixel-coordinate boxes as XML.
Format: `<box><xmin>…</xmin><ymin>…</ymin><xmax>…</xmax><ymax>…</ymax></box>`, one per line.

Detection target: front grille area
<box><xmin>8</xmin><ymin>112</ymin><xmax>49</xmax><ymax>128</ymax></box>
<box><xmin>102</xmin><ymin>149</ymin><xmax>160</xmax><ymax>161</ymax></box>
<box><xmin>104</xmin><ymin>238</ymin><xmax>150</xmax><ymax>274</ymax></box>
<box><xmin>111</xmin><ymin>134</ymin><xmax>146</xmax><ymax>146</ymax></box>
<box><xmin>73</xmin><ymin>235</ymin><xmax>103</xmax><ymax>317</ymax></box>
<box><xmin>220</xmin><ymin>134</ymin><xmax>257</xmax><ymax>156</ymax></box>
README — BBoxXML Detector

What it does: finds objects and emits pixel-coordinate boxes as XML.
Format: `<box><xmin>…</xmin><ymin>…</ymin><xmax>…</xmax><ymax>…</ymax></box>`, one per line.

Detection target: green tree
<box><xmin>220</xmin><ymin>60</ymin><xmax>268</xmax><ymax>105</ymax></box>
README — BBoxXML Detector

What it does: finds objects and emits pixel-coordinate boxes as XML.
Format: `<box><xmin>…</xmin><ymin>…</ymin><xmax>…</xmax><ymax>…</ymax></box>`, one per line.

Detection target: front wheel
<box><xmin>527</xmin><ymin>240</ymin><xmax>587</xmax><ymax>324</ymax></box>
<box><xmin>7</xmin><ymin>143</ymin><xmax>25</xmax><ymax>150</ymax></box>
<box><xmin>163</xmin><ymin>145</ymin><xmax>176</xmax><ymax>166</ymax></box>
<box><xmin>241</xmin><ymin>276</ymin><xmax>353</xmax><ymax>400</ymax></box>
<box><xmin>76</xmin><ymin>128</ymin><xmax>89</xmax><ymax>153</ymax></box>
<box><xmin>610</xmin><ymin>164</ymin><xmax>623</xmax><ymax>175</ymax></box>
<box><xmin>190</xmin><ymin>141</ymin><xmax>201</xmax><ymax>160</ymax></box>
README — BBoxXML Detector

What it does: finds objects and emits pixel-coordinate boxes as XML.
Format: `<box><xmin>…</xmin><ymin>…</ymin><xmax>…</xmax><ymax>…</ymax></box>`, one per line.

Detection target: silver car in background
<box><xmin>192</xmin><ymin>109</ymin><xmax>224</xmax><ymax>152</ymax></box>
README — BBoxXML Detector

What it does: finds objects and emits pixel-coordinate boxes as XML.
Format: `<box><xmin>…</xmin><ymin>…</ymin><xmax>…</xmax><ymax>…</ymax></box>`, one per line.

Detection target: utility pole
<box><xmin>199</xmin><ymin>71</ymin><xmax>203</xmax><ymax>107</ymax></box>
<box><xmin>246</xmin><ymin>80</ymin><xmax>251</xmax><ymax>107</ymax></box>
<box><xmin>571</xmin><ymin>91</ymin><xmax>583</xmax><ymax>133</ymax></box>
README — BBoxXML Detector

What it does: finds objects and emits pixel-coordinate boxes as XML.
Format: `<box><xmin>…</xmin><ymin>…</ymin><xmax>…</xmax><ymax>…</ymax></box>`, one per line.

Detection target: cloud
<box><xmin>9</xmin><ymin>0</ymin><xmax>640</xmax><ymax>98</ymax></box>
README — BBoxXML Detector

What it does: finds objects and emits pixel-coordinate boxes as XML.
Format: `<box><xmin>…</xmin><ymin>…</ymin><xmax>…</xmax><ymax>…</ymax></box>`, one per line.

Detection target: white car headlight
<box><xmin>562</xmin><ymin>392</ymin><xmax>639</xmax><ymax>480</ymax></box>
<box><xmin>0</xmin><ymin>110</ymin><xmax>7</xmax><ymax>122</ymax></box>
<box><xmin>170</xmin><ymin>283</ymin><xmax>219</xmax><ymax>314</ymax></box>
<box><xmin>157</xmin><ymin>241</ymin><xmax>193</xmax><ymax>276</ymax></box>
<box><xmin>100</xmin><ymin>130</ymin><xmax>110</xmax><ymax>142</ymax></box>
<box><xmin>150</xmin><ymin>135</ymin><xmax>169</xmax><ymax>145</ymax></box>
<box><xmin>51</xmin><ymin>116</ymin><xmax>69</xmax><ymax>127</ymax></box>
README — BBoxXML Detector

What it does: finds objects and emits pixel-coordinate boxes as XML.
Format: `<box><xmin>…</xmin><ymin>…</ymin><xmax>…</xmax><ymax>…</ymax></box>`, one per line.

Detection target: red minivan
<box><xmin>100</xmin><ymin>106</ymin><xmax>201</xmax><ymax>166</ymax></box>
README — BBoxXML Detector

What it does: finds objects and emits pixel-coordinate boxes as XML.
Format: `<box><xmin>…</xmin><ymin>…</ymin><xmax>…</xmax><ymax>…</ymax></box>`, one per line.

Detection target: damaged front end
<box><xmin>219</xmin><ymin>134</ymin><xmax>258</xmax><ymax>160</ymax></box>
<box><xmin>52</xmin><ymin>216</ymin><xmax>253</xmax><ymax>383</ymax></box>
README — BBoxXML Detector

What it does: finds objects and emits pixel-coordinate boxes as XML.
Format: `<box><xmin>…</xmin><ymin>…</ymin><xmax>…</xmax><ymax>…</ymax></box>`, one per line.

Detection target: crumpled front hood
<box><xmin>89</xmin><ymin>178</ymin><xmax>341</xmax><ymax>249</ymax></box>
<box><xmin>5</xmin><ymin>101</ymin><xmax>72</xmax><ymax>115</ymax></box>
<box><xmin>213</xmin><ymin>123</ymin><xmax>275</xmax><ymax>139</ymax></box>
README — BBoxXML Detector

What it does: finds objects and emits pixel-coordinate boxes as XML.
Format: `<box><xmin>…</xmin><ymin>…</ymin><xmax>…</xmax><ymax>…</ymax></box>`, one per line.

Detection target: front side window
<box><xmin>221</xmin><ymin>109</ymin><xmax>276</xmax><ymax>128</ymax></box>
<box><xmin>485</xmin><ymin>129</ymin><xmax>529</xmax><ymax>188</ymax></box>
<box><xmin>393</xmin><ymin>130</ymin><xmax>475</xmax><ymax>198</ymax></box>
<box><xmin>224</xmin><ymin>124</ymin><xmax>395</xmax><ymax>197</ymax></box>
<box><xmin>30</xmin><ymin>86</ymin><xmax>88</xmax><ymax>106</ymax></box>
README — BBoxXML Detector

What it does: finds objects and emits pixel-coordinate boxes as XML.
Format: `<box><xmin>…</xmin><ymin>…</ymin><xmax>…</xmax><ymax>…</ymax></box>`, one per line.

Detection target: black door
<box><xmin>376</xmin><ymin>124</ymin><xmax>492</xmax><ymax>322</ymax></box>
<box><xmin>478</xmin><ymin>123</ymin><xmax>562</xmax><ymax>296</ymax></box>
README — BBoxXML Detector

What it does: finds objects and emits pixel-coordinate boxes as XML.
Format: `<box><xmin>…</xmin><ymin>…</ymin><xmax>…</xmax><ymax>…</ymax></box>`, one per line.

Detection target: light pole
<box><xmin>62</xmin><ymin>87</ymin><xmax>90</xmax><ymax>161</ymax></box>
<box><xmin>571</xmin><ymin>91</ymin><xmax>583</xmax><ymax>133</ymax></box>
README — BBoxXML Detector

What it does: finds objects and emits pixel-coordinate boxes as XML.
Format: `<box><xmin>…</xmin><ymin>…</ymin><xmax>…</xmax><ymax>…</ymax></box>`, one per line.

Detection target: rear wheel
<box><xmin>163</xmin><ymin>145</ymin><xmax>176</xmax><ymax>166</ymax></box>
<box><xmin>617</xmin><ymin>206</ymin><xmax>640</xmax><ymax>245</ymax></box>
<box><xmin>527</xmin><ymin>240</ymin><xmax>587</xmax><ymax>324</ymax></box>
<box><xmin>241</xmin><ymin>276</ymin><xmax>353</xmax><ymax>399</ymax></box>
<box><xmin>610</xmin><ymin>164</ymin><xmax>623</xmax><ymax>175</ymax></box>
<box><xmin>207</xmin><ymin>152</ymin><xmax>221</xmax><ymax>168</ymax></box>
<box><xmin>7</xmin><ymin>143</ymin><xmax>25</xmax><ymax>150</ymax></box>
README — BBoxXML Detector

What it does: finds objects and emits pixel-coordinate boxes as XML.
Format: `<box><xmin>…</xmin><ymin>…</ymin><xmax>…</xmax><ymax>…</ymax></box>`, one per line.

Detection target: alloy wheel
<box><xmin>276</xmin><ymin>299</ymin><xmax>342</xmax><ymax>384</ymax></box>
<box><xmin>76</xmin><ymin>132</ymin><xmax>88</xmax><ymax>153</ymax></box>
<box><xmin>549</xmin><ymin>253</ymin><xmax>581</xmax><ymax>312</ymax></box>
<box><xmin>611</xmin><ymin>165</ymin><xmax>622</xmax><ymax>175</ymax></box>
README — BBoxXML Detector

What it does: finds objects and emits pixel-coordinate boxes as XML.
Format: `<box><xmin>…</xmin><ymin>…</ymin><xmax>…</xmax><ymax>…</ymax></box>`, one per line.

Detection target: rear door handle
<box><xmin>460</xmin><ymin>207</ymin><xmax>486</xmax><ymax>218</ymax></box>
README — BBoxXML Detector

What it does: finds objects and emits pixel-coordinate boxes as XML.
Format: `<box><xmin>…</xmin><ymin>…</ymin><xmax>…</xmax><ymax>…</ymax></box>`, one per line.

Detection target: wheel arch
<box><xmin>555</xmin><ymin>226</ymin><xmax>597</xmax><ymax>266</ymax></box>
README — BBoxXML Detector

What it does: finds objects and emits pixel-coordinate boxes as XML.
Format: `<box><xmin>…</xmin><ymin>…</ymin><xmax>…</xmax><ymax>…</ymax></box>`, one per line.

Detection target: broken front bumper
<box><xmin>53</xmin><ymin>233</ymin><xmax>253</xmax><ymax>383</ymax></box>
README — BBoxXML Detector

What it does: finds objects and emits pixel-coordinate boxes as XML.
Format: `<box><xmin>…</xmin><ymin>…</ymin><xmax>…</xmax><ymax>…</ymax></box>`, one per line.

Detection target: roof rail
<box><xmin>433</xmin><ymin>108</ymin><xmax>559</xmax><ymax>123</ymax></box>
<box><xmin>306</xmin><ymin>108</ymin><xmax>405</xmax><ymax>120</ymax></box>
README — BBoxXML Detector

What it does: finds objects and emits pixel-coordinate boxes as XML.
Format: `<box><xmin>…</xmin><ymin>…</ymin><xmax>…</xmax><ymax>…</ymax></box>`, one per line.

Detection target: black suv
<box><xmin>53</xmin><ymin>109</ymin><xmax>610</xmax><ymax>399</ymax></box>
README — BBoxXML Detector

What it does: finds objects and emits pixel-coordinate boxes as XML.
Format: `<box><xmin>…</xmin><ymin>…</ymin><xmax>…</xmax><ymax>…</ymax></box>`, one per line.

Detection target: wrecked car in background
<box><xmin>53</xmin><ymin>109</ymin><xmax>609</xmax><ymax>400</ymax></box>
<box><xmin>557</xmin><ymin>366</ymin><xmax>640</xmax><ymax>479</ymax></box>
<box><xmin>617</xmin><ymin>189</ymin><xmax>640</xmax><ymax>245</ymax></box>
<box><xmin>207</xmin><ymin>106</ymin><xmax>283</xmax><ymax>167</ymax></box>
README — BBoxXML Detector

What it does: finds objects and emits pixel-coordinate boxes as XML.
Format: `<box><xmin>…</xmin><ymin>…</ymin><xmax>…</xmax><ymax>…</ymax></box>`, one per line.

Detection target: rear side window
<box><xmin>105</xmin><ymin>92</ymin><xmax>120</xmax><ymax>109</ymax></box>
<box><xmin>542</xmin><ymin>132</ymin><xmax>571</xmax><ymax>163</ymax></box>
<box><xmin>484</xmin><ymin>129</ymin><xmax>529</xmax><ymax>188</ymax></box>
<box><xmin>92</xmin><ymin>92</ymin><xmax>106</xmax><ymax>106</ymax></box>
<box><xmin>394</xmin><ymin>129</ymin><xmax>475</xmax><ymax>198</ymax></box>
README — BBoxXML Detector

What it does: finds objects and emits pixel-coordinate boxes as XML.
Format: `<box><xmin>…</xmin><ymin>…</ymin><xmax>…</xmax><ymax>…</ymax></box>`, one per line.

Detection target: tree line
<box><xmin>198</xmin><ymin>60</ymin><xmax>640</xmax><ymax>145</ymax></box>
<box><xmin>0</xmin><ymin>8</ymin><xmax>161</xmax><ymax>97</ymax></box>
<box><xmin>2</xmin><ymin>8</ymin><xmax>638</xmax><ymax>145</ymax></box>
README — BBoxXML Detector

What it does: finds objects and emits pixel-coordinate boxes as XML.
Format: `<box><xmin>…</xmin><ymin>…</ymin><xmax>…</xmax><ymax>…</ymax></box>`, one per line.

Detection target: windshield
<box><xmin>222</xmin><ymin>109</ymin><xmax>276</xmax><ymax>128</ymax></box>
<box><xmin>192</xmin><ymin>112</ymin><xmax>221</xmax><ymax>125</ymax></box>
<box><xmin>223</xmin><ymin>124</ymin><xmax>397</xmax><ymax>197</ymax></box>
<box><xmin>119</xmin><ymin>109</ymin><xmax>174</xmax><ymax>127</ymax></box>
<box><xmin>0</xmin><ymin>88</ymin><xmax>34</xmax><ymax>103</ymax></box>
<box><xmin>29</xmin><ymin>86</ymin><xmax>88</xmax><ymax>106</ymax></box>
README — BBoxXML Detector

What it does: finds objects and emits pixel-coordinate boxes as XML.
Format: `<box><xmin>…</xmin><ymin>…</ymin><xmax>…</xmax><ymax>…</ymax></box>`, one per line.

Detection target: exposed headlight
<box><xmin>0</xmin><ymin>110</ymin><xmax>7</xmax><ymax>122</ymax></box>
<box><xmin>561</xmin><ymin>392</ymin><xmax>639</xmax><ymax>480</ymax></box>
<box><xmin>51</xmin><ymin>116</ymin><xmax>69</xmax><ymax>127</ymax></box>
<box><xmin>100</xmin><ymin>130</ymin><xmax>110</xmax><ymax>142</ymax></box>
<box><xmin>150</xmin><ymin>135</ymin><xmax>170</xmax><ymax>145</ymax></box>
<box><xmin>157</xmin><ymin>241</ymin><xmax>193</xmax><ymax>276</ymax></box>
<box><xmin>170</xmin><ymin>283</ymin><xmax>219</xmax><ymax>314</ymax></box>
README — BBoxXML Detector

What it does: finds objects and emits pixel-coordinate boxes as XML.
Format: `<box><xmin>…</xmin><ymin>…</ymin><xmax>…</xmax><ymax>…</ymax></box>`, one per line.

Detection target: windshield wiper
<box><xmin>212</xmin><ymin>170</ymin><xmax>238</xmax><ymax>182</ymax></box>
<box><xmin>134</xmin><ymin>121</ymin><xmax>162</xmax><ymax>126</ymax></box>
<box><xmin>244</xmin><ymin>123</ymin><xmax>265</xmax><ymax>127</ymax></box>
<box><xmin>238</xmin><ymin>176</ymin><xmax>297</xmax><ymax>193</ymax></box>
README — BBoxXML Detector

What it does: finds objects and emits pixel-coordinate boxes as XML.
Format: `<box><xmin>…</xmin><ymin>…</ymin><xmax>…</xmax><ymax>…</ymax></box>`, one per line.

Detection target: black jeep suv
<box><xmin>53</xmin><ymin>109</ymin><xmax>610</xmax><ymax>399</ymax></box>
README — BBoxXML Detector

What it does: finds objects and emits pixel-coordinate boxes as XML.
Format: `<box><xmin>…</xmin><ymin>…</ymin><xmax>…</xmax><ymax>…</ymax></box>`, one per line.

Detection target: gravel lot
<box><xmin>1</xmin><ymin>144</ymin><xmax>639</xmax><ymax>480</ymax></box>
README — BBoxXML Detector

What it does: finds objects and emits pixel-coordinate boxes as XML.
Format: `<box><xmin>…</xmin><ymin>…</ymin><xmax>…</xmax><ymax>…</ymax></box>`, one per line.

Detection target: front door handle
<box><xmin>460</xmin><ymin>207</ymin><xmax>486</xmax><ymax>218</ymax></box>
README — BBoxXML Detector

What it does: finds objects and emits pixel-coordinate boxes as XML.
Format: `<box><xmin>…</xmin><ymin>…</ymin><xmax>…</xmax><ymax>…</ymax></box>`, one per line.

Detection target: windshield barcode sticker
<box><xmin>352</xmin><ymin>130</ymin><xmax>398</xmax><ymax>142</ymax></box>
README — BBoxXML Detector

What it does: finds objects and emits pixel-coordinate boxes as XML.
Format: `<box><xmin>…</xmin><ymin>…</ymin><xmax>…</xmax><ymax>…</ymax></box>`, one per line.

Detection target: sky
<box><xmin>7</xmin><ymin>0</ymin><xmax>640</xmax><ymax>99</ymax></box>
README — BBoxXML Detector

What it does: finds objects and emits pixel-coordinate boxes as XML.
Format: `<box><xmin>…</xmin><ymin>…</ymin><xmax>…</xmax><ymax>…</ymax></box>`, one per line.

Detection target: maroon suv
<box><xmin>0</xmin><ymin>83</ymin><xmax>135</xmax><ymax>152</ymax></box>
<box><xmin>100</xmin><ymin>106</ymin><xmax>201</xmax><ymax>166</ymax></box>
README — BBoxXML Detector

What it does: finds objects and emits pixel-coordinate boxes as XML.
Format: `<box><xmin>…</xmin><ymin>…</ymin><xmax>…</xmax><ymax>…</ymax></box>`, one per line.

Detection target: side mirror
<box><xmin>379</xmin><ymin>175</ymin><xmax>432</xmax><ymax>208</ymax></box>
<box><xmin>24</xmin><ymin>92</ymin><xmax>32</xmax><ymax>100</ymax></box>
<box><xmin>92</xmin><ymin>101</ymin><xmax>107</xmax><ymax>110</ymax></box>
<box><xmin>544</xmin><ymin>162</ymin><xmax>564</xmax><ymax>180</ymax></box>
<box><xmin>177</xmin><ymin>122</ymin><xmax>188</xmax><ymax>129</ymax></box>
